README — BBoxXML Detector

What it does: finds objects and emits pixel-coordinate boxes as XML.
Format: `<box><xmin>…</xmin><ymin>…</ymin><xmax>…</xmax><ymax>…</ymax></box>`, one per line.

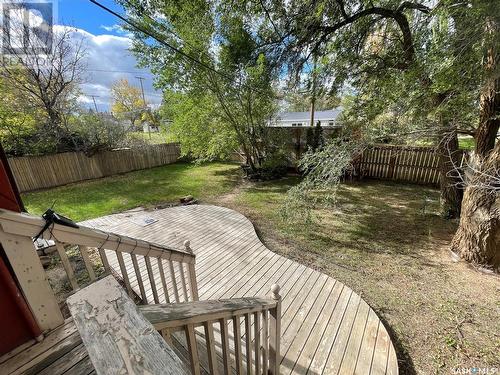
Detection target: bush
<box><xmin>67</xmin><ymin>112</ymin><xmax>129</xmax><ymax>156</ymax></box>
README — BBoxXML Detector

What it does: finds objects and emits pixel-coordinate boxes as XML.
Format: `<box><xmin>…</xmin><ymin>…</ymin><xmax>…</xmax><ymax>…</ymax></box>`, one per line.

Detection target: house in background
<box><xmin>269</xmin><ymin>108</ymin><xmax>343</xmax><ymax>128</ymax></box>
<box><xmin>142</xmin><ymin>121</ymin><xmax>160</xmax><ymax>133</ymax></box>
<box><xmin>269</xmin><ymin>108</ymin><xmax>343</xmax><ymax>162</ymax></box>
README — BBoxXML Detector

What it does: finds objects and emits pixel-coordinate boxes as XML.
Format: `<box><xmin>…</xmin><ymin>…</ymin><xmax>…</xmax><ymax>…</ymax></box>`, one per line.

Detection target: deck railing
<box><xmin>140</xmin><ymin>285</ymin><xmax>282</xmax><ymax>375</ymax></box>
<box><xmin>0</xmin><ymin>209</ymin><xmax>198</xmax><ymax>331</ymax></box>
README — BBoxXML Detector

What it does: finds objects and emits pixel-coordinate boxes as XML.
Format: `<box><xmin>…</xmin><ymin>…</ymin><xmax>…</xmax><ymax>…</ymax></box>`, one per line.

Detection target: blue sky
<box><xmin>58</xmin><ymin>0</ymin><xmax>122</xmax><ymax>36</ymax></box>
<box><xmin>54</xmin><ymin>0</ymin><xmax>161</xmax><ymax>110</ymax></box>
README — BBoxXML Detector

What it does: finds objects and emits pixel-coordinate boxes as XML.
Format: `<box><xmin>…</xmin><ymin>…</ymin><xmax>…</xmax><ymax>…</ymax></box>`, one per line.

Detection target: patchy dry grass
<box><xmin>215</xmin><ymin>178</ymin><xmax>500</xmax><ymax>375</ymax></box>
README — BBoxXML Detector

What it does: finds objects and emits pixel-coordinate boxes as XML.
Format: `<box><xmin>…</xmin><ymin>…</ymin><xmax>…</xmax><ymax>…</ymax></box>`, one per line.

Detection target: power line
<box><xmin>86</xmin><ymin>68</ymin><xmax>153</xmax><ymax>74</ymax></box>
<box><xmin>88</xmin><ymin>0</ymin><xmax>267</xmax><ymax>95</ymax></box>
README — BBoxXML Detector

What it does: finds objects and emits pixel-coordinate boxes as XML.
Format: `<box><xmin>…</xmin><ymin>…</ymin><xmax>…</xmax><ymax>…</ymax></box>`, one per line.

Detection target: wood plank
<box><xmin>203</xmin><ymin>322</ymin><xmax>218</xmax><ymax>375</ymax></box>
<box><xmin>185</xmin><ymin>324</ymin><xmax>201</xmax><ymax>375</ymax></box>
<box><xmin>131</xmin><ymin>254</ymin><xmax>148</xmax><ymax>302</ymax></box>
<box><xmin>244</xmin><ymin>313</ymin><xmax>252</xmax><ymax>375</ymax></box>
<box><xmin>140</xmin><ymin>298</ymin><xmax>276</xmax><ymax>331</ymax></box>
<box><xmin>370</xmin><ymin>322</ymin><xmax>391</xmax><ymax>375</ymax></box>
<box><xmin>56</xmin><ymin>241</ymin><xmax>78</xmax><ymax>290</ymax></box>
<box><xmin>219</xmin><ymin>318</ymin><xmax>231</xmax><ymax>375</ymax></box>
<box><xmin>0</xmin><ymin>230</ymin><xmax>64</xmax><ymax>331</ymax></box>
<box><xmin>145</xmin><ymin>256</ymin><xmax>160</xmax><ymax>303</ymax></box>
<box><xmin>307</xmin><ymin>287</ymin><xmax>353</xmax><ymax>374</ymax></box>
<box><xmin>284</xmin><ymin>278</ymin><xmax>335</xmax><ymax>373</ymax></box>
<box><xmin>36</xmin><ymin>343</ymin><xmax>88</xmax><ymax>375</ymax></box>
<box><xmin>353</xmin><ymin>309</ymin><xmax>380</xmax><ymax>375</ymax></box>
<box><xmin>290</xmin><ymin>282</ymin><xmax>344</xmax><ymax>375</ymax></box>
<box><xmin>67</xmin><ymin>276</ymin><xmax>188</xmax><ymax>375</ymax></box>
<box><xmin>81</xmin><ymin>205</ymin><xmax>399</xmax><ymax>375</ymax></box>
<box><xmin>337</xmin><ymin>299</ymin><xmax>371</xmax><ymax>374</ymax></box>
<box><xmin>12</xmin><ymin>331</ymin><xmax>82</xmax><ymax>375</ymax></box>
<box><xmin>233</xmin><ymin>316</ymin><xmax>244</xmax><ymax>375</ymax></box>
<box><xmin>322</xmin><ymin>293</ymin><xmax>362</xmax><ymax>374</ymax></box>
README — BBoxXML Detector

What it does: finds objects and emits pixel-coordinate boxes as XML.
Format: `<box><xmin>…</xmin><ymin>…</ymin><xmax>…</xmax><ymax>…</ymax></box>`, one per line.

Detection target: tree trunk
<box><xmin>450</xmin><ymin>142</ymin><xmax>500</xmax><ymax>268</ymax></box>
<box><xmin>450</xmin><ymin>15</ymin><xmax>500</xmax><ymax>268</ymax></box>
<box><xmin>436</xmin><ymin>129</ymin><xmax>463</xmax><ymax>218</ymax></box>
<box><xmin>475</xmin><ymin>53</ymin><xmax>500</xmax><ymax>157</ymax></box>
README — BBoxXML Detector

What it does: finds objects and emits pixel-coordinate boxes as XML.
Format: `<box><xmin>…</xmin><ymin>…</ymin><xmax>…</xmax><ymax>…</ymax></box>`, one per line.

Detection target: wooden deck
<box><xmin>0</xmin><ymin>204</ymin><xmax>398</xmax><ymax>375</ymax></box>
<box><xmin>82</xmin><ymin>204</ymin><xmax>398</xmax><ymax>375</ymax></box>
<box><xmin>0</xmin><ymin>319</ymin><xmax>95</xmax><ymax>375</ymax></box>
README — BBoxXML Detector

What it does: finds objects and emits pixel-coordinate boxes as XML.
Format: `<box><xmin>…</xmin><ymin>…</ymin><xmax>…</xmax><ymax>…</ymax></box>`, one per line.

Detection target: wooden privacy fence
<box><xmin>8</xmin><ymin>143</ymin><xmax>180</xmax><ymax>192</ymax></box>
<box><xmin>358</xmin><ymin>145</ymin><xmax>465</xmax><ymax>185</ymax></box>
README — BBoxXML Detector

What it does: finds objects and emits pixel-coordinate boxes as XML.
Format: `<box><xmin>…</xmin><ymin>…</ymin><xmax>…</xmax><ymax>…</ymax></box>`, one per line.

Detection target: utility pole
<box><xmin>135</xmin><ymin>76</ymin><xmax>147</xmax><ymax>104</ymax></box>
<box><xmin>135</xmin><ymin>76</ymin><xmax>150</xmax><ymax>139</ymax></box>
<box><xmin>90</xmin><ymin>95</ymin><xmax>100</xmax><ymax>113</ymax></box>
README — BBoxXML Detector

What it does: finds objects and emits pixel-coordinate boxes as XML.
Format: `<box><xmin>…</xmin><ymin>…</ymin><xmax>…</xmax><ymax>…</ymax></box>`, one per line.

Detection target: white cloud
<box><xmin>100</xmin><ymin>24</ymin><xmax>133</xmax><ymax>38</ymax></box>
<box><xmin>56</xmin><ymin>25</ymin><xmax>162</xmax><ymax>111</ymax></box>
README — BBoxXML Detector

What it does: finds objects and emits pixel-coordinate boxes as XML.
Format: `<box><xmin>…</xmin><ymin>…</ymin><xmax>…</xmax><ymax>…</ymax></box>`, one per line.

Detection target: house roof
<box><xmin>276</xmin><ymin>108</ymin><xmax>342</xmax><ymax>122</ymax></box>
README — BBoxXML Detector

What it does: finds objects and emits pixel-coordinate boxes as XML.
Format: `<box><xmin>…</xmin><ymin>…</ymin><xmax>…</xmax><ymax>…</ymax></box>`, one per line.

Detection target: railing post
<box><xmin>268</xmin><ymin>284</ymin><xmax>281</xmax><ymax>375</ymax></box>
<box><xmin>0</xmin><ymin>230</ymin><xmax>64</xmax><ymax>331</ymax></box>
<box><xmin>184</xmin><ymin>240</ymin><xmax>199</xmax><ymax>301</ymax></box>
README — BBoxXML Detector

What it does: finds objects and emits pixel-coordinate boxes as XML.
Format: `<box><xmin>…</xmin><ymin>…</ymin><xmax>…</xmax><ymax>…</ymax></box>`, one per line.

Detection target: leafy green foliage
<box><xmin>280</xmin><ymin>139</ymin><xmax>363</xmax><ymax>223</ymax></box>
<box><xmin>67</xmin><ymin>112</ymin><xmax>129</xmax><ymax>156</ymax></box>
<box><xmin>119</xmin><ymin>0</ymin><xmax>285</xmax><ymax>169</ymax></box>
<box><xmin>162</xmin><ymin>91</ymin><xmax>238</xmax><ymax>161</ymax></box>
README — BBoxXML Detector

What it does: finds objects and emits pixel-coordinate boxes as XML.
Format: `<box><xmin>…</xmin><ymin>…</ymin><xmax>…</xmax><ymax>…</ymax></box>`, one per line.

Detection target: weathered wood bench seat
<box><xmin>67</xmin><ymin>276</ymin><xmax>188</xmax><ymax>375</ymax></box>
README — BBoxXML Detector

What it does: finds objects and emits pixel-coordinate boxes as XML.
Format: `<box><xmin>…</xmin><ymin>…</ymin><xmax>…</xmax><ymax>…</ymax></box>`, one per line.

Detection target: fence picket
<box><xmin>8</xmin><ymin>143</ymin><xmax>180</xmax><ymax>192</ymax></box>
<box><xmin>358</xmin><ymin>145</ymin><xmax>465</xmax><ymax>185</ymax></box>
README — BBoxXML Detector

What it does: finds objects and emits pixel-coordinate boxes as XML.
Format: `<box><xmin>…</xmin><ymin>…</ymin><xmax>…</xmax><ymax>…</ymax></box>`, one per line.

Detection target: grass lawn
<box><xmin>23</xmin><ymin>162</ymin><xmax>240</xmax><ymax>221</ymax></box>
<box><xmin>458</xmin><ymin>136</ymin><xmax>475</xmax><ymax>150</ymax></box>
<box><xmin>22</xmin><ymin>162</ymin><xmax>498</xmax><ymax>374</ymax></box>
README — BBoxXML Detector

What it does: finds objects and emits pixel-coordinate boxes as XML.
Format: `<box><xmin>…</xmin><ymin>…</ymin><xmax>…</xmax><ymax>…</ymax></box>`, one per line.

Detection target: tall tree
<box><xmin>0</xmin><ymin>25</ymin><xmax>85</xmax><ymax>148</ymax></box>
<box><xmin>110</xmin><ymin>79</ymin><xmax>146</xmax><ymax>129</ymax></box>
<box><xmin>119</xmin><ymin>0</ymin><xmax>281</xmax><ymax>170</ymax></box>
<box><xmin>255</xmin><ymin>0</ymin><xmax>467</xmax><ymax>217</ymax></box>
<box><xmin>256</xmin><ymin>0</ymin><xmax>498</xmax><ymax>266</ymax></box>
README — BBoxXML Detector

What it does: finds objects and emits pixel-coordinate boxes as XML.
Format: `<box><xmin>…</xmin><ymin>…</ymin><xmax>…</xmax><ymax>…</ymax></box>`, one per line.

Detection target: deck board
<box><xmin>82</xmin><ymin>204</ymin><xmax>399</xmax><ymax>375</ymax></box>
<box><xmin>0</xmin><ymin>319</ymin><xmax>94</xmax><ymax>375</ymax></box>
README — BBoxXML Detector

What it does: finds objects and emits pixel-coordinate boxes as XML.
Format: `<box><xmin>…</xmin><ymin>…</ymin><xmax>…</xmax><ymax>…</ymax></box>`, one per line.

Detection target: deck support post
<box><xmin>268</xmin><ymin>284</ymin><xmax>281</xmax><ymax>375</ymax></box>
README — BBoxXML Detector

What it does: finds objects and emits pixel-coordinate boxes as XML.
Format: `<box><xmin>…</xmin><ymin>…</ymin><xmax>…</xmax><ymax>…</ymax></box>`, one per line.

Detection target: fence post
<box><xmin>269</xmin><ymin>284</ymin><xmax>281</xmax><ymax>375</ymax></box>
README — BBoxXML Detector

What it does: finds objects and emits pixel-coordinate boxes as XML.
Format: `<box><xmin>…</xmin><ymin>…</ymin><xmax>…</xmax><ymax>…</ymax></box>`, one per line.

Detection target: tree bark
<box><xmin>450</xmin><ymin>15</ymin><xmax>500</xmax><ymax>268</ymax></box>
<box><xmin>436</xmin><ymin>128</ymin><xmax>463</xmax><ymax>218</ymax></box>
<box><xmin>433</xmin><ymin>90</ymin><xmax>463</xmax><ymax>218</ymax></box>
<box><xmin>450</xmin><ymin>142</ymin><xmax>500</xmax><ymax>268</ymax></box>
